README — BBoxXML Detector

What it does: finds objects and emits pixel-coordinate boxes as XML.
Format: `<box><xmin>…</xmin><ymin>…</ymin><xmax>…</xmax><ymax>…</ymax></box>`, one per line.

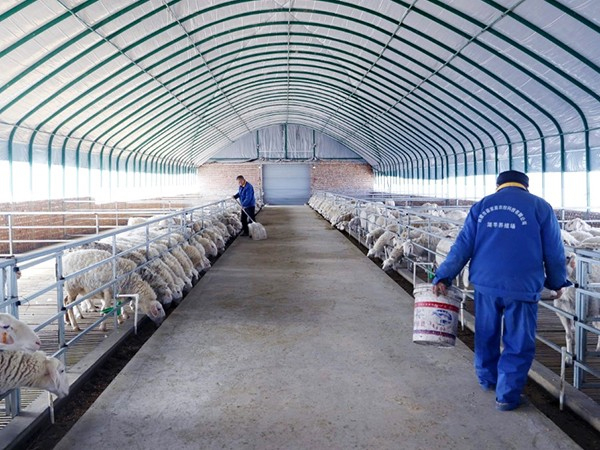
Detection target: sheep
<box><xmin>149</xmin><ymin>243</ymin><xmax>193</xmax><ymax>290</ymax></box>
<box><xmin>561</xmin><ymin>229</ymin><xmax>580</xmax><ymax>247</ymax></box>
<box><xmin>578</xmin><ymin>236</ymin><xmax>600</xmax><ymax>250</ymax></box>
<box><xmin>367</xmin><ymin>231</ymin><xmax>397</xmax><ymax>259</ymax></box>
<box><xmin>181</xmin><ymin>242</ymin><xmax>203</xmax><ymax>268</ymax></box>
<box><xmin>127</xmin><ymin>217</ymin><xmax>148</xmax><ymax>226</ymax></box>
<box><xmin>434</xmin><ymin>232</ymin><xmax>472</xmax><ymax>289</ymax></box>
<box><xmin>365</xmin><ymin>227</ymin><xmax>386</xmax><ymax>248</ymax></box>
<box><xmin>402</xmin><ymin>227</ymin><xmax>443</xmax><ymax>262</ymax></box>
<box><xmin>118</xmin><ymin>235</ymin><xmax>193</xmax><ymax>292</ymax></box>
<box><xmin>347</xmin><ymin>216</ymin><xmax>361</xmax><ymax>232</ymax></box>
<box><xmin>147</xmin><ymin>259</ymin><xmax>184</xmax><ymax>302</ymax></box>
<box><xmin>366</xmin><ymin>214</ymin><xmax>379</xmax><ymax>233</ymax></box>
<box><xmin>568</xmin><ymin>230</ymin><xmax>593</xmax><ymax>242</ymax></box>
<box><xmin>200</xmin><ymin>229</ymin><xmax>225</xmax><ymax>253</ymax></box>
<box><xmin>181</xmin><ymin>242</ymin><xmax>210</xmax><ymax>271</ymax></box>
<box><xmin>0</xmin><ymin>313</ymin><xmax>42</xmax><ymax>352</ymax></box>
<box><xmin>211</xmin><ymin>221</ymin><xmax>231</xmax><ymax>240</ymax></box>
<box><xmin>193</xmin><ymin>236</ymin><xmax>218</xmax><ymax>258</ymax></box>
<box><xmin>138</xmin><ymin>266</ymin><xmax>174</xmax><ymax>308</ymax></box>
<box><xmin>169</xmin><ymin>245</ymin><xmax>199</xmax><ymax>281</ymax></box>
<box><xmin>62</xmin><ymin>250</ymin><xmax>165</xmax><ymax>331</ymax></box>
<box><xmin>0</xmin><ymin>350</ymin><xmax>69</xmax><ymax>398</ymax></box>
<box><xmin>565</xmin><ymin>218</ymin><xmax>592</xmax><ymax>232</ymax></box>
<box><xmin>185</xmin><ymin>238</ymin><xmax>212</xmax><ymax>270</ymax></box>
<box><xmin>554</xmin><ymin>253</ymin><xmax>600</xmax><ymax>363</ymax></box>
<box><xmin>112</xmin><ymin>237</ymin><xmax>186</xmax><ymax>300</ymax></box>
<box><xmin>385</xmin><ymin>223</ymin><xmax>400</xmax><ymax>234</ymax></box>
<box><xmin>375</xmin><ymin>215</ymin><xmax>387</xmax><ymax>228</ymax></box>
<box><xmin>382</xmin><ymin>242</ymin><xmax>406</xmax><ymax>271</ymax></box>
<box><xmin>442</xmin><ymin>209</ymin><xmax>468</xmax><ymax>222</ymax></box>
<box><xmin>122</xmin><ymin>244</ymin><xmax>183</xmax><ymax>297</ymax></box>
<box><xmin>79</xmin><ymin>242</ymin><xmax>173</xmax><ymax>308</ymax></box>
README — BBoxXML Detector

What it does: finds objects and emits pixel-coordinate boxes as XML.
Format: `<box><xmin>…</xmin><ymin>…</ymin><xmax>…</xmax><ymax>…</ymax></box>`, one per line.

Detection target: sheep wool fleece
<box><xmin>432</xmin><ymin>185</ymin><xmax>569</xmax><ymax>407</ymax></box>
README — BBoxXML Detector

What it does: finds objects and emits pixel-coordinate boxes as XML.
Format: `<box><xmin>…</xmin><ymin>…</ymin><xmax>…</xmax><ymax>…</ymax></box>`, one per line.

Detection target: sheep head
<box><xmin>0</xmin><ymin>314</ymin><xmax>41</xmax><ymax>352</ymax></box>
<box><xmin>44</xmin><ymin>355</ymin><xmax>69</xmax><ymax>398</ymax></box>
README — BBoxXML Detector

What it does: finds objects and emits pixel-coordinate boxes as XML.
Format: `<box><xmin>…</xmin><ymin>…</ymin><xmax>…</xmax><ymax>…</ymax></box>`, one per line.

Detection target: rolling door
<box><xmin>263</xmin><ymin>164</ymin><xmax>311</xmax><ymax>205</ymax></box>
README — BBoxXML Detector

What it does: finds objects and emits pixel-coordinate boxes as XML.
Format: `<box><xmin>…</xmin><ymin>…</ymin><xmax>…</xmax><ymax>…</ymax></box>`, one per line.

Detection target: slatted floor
<box><xmin>0</xmin><ymin>258</ymin><xmax>139</xmax><ymax>429</ymax></box>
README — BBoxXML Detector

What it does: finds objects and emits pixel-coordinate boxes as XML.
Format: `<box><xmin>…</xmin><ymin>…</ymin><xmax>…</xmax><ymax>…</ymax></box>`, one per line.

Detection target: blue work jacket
<box><xmin>236</xmin><ymin>182</ymin><xmax>256</xmax><ymax>208</ymax></box>
<box><xmin>432</xmin><ymin>185</ymin><xmax>570</xmax><ymax>301</ymax></box>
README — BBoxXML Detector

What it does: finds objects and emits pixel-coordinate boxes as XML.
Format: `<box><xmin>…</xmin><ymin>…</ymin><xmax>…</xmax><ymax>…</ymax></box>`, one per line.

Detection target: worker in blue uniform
<box><xmin>432</xmin><ymin>170</ymin><xmax>570</xmax><ymax>411</ymax></box>
<box><xmin>233</xmin><ymin>175</ymin><xmax>256</xmax><ymax>236</ymax></box>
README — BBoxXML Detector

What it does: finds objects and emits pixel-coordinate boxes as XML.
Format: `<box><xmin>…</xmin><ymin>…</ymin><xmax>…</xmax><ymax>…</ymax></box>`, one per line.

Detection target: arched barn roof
<box><xmin>1</xmin><ymin>1</ymin><xmax>599</xmax><ymax>204</ymax></box>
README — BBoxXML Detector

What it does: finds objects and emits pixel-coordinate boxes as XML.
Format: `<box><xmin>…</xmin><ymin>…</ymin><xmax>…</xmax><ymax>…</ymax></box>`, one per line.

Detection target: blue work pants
<box><xmin>474</xmin><ymin>292</ymin><xmax>538</xmax><ymax>405</ymax></box>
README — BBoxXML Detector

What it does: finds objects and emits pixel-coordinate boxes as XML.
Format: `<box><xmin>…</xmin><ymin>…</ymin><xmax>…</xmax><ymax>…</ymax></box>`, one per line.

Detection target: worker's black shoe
<box><xmin>495</xmin><ymin>394</ymin><xmax>528</xmax><ymax>411</ymax></box>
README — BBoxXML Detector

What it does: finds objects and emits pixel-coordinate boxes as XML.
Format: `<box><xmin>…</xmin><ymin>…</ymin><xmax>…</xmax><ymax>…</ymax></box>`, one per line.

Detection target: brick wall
<box><xmin>197</xmin><ymin>163</ymin><xmax>263</xmax><ymax>201</ymax></box>
<box><xmin>197</xmin><ymin>161</ymin><xmax>374</xmax><ymax>199</ymax></box>
<box><xmin>311</xmin><ymin>161</ymin><xmax>373</xmax><ymax>193</ymax></box>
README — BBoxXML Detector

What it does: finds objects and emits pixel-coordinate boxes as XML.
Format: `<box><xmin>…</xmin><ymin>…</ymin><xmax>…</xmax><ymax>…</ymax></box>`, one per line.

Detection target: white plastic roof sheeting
<box><xmin>210</xmin><ymin>124</ymin><xmax>365</xmax><ymax>161</ymax></box>
<box><xmin>1</xmin><ymin>1</ymin><xmax>599</xmax><ymax>187</ymax></box>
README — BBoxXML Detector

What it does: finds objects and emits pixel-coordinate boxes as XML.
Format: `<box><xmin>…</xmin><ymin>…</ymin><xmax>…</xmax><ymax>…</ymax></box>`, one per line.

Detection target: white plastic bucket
<box><xmin>413</xmin><ymin>284</ymin><xmax>461</xmax><ymax>347</ymax></box>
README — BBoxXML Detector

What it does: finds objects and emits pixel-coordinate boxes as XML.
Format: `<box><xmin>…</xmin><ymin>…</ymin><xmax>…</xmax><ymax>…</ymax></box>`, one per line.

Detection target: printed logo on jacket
<box><xmin>477</xmin><ymin>204</ymin><xmax>528</xmax><ymax>229</ymax></box>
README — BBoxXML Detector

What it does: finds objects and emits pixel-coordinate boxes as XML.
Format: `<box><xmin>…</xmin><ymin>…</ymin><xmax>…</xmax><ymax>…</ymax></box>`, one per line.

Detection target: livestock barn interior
<box><xmin>1</xmin><ymin>1</ymin><xmax>600</xmax><ymax>449</ymax></box>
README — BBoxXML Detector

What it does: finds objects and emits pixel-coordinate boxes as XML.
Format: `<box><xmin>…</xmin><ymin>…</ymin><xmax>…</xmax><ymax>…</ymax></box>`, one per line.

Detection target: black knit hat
<box><xmin>496</xmin><ymin>170</ymin><xmax>529</xmax><ymax>187</ymax></box>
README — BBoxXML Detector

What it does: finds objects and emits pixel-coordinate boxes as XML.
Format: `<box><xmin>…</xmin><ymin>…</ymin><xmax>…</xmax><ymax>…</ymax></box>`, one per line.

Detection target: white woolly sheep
<box><xmin>367</xmin><ymin>231</ymin><xmax>397</xmax><ymax>259</ymax></box>
<box><xmin>201</xmin><ymin>229</ymin><xmax>225</xmax><ymax>252</ymax></box>
<box><xmin>62</xmin><ymin>250</ymin><xmax>165</xmax><ymax>331</ymax></box>
<box><xmin>181</xmin><ymin>242</ymin><xmax>207</xmax><ymax>271</ymax></box>
<box><xmin>568</xmin><ymin>230</ymin><xmax>593</xmax><ymax>242</ymax></box>
<box><xmin>80</xmin><ymin>242</ymin><xmax>173</xmax><ymax>307</ymax></box>
<box><xmin>169</xmin><ymin>245</ymin><xmax>199</xmax><ymax>280</ymax></box>
<box><xmin>149</xmin><ymin>243</ymin><xmax>193</xmax><ymax>290</ymax></box>
<box><xmin>0</xmin><ymin>313</ymin><xmax>41</xmax><ymax>352</ymax></box>
<box><xmin>578</xmin><ymin>236</ymin><xmax>600</xmax><ymax>250</ymax></box>
<box><xmin>561</xmin><ymin>229</ymin><xmax>580</xmax><ymax>247</ymax></box>
<box><xmin>0</xmin><ymin>350</ymin><xmax>69</xmax><ymax>398</ymax></box>
<box><xmin>119</xmin><ymin>235</ymin><xmax>193</xmax><ymax>292</ymax></box>
<box><xmin>434</xmin><ymin>234</ymin><xmax>472</xmax><ymax>289</ymax></box>
<box><xmin>193</xmin><ymin>236</ymin><xmax>218</xmax><ymax>258</ymax></box>
<box><xmin>147</xmin><ymin>259</ymin><xmax>184</xmax><ymax>302</ymax></box>
<box><xmin>365</xmin><ymin>227</ymin><xmax>386</xmax><ymax>248</ymax></box>
<box><xmin>127</xmin><ymin>217</ymin><xmax>148</xmax><ymax>227</ymax></box>
<box><xmin>382</xmin><ymin>243</ymin><xmax>406</xmax><ymax>271</ymax></box>
<box><xmin>441</xmin><ymin>209</ymin><xmax>468</xmax><ymax>222</ymax></box>
<box><xmin>565</xmin><ymin>218</ymin><xmax>592</xmax><ymax>232</ymax></box>
<box><xmin>211</xmin><ymin>221</ymin><xmax>231</xmax><ymax>240</ymax></box>
<box><xmin>554</xmin><ymin>253</ymin><xmax>600</xmax><ymax>363</ymax></box>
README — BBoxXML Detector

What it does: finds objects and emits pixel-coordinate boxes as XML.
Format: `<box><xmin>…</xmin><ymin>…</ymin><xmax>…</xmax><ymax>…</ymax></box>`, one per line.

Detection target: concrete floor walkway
<box><xmin>56</xmin><ymin>206</ymin><xmax>579</xmax><ymax>450</ymax></box>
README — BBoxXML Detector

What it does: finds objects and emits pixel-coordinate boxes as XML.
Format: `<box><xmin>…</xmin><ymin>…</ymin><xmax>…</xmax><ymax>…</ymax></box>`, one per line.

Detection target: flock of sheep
<box><xmin>308</xmin><ymin>193</ymin><xmax>600</xmax><ymax>362</ymax></box>
<box><xmin>0</xmin><ymin>203</ymin><xmax>244</xmax><ymax>400</ymax></box>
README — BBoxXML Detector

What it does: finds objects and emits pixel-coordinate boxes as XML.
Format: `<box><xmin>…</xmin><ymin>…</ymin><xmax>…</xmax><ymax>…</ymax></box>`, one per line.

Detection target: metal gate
<box><xmin>263</xmin><ymin>164</ymin><xmax>311</xmax><ymax>205</ymax></box>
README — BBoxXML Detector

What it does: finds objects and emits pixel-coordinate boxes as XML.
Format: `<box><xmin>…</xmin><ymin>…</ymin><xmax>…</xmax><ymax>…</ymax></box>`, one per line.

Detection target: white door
<box><xmin>263</xmin><ymin>164</ymin><xmax>311</xmax><ymax>205</ymax></box>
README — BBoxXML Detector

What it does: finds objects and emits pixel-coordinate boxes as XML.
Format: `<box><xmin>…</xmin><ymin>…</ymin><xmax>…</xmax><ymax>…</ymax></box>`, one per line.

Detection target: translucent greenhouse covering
<box><xmin>0</xmin><ymin>1</ymin><xmax>599</xmax><ymax>207</ymax></box>
<box><xmin>210</xmin><ymin>124</ymin><xmax>366</xmax><ymax>162</ymax></box>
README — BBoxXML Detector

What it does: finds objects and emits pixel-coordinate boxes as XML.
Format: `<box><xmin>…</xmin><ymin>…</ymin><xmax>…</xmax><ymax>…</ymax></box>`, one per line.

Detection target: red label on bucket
<box><xmin>414</xmin><ymin>301</ymin><xmax>459</xmax><ymax>313</ymax></box>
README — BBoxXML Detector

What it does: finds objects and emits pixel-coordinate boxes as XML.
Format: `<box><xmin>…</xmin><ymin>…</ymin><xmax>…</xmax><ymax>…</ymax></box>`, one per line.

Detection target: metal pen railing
<box><xmin>310</xmin><ymin>190</ymin><xmax>600</xmax><ymax>401</ymax></box>
<box><xmin>0</xmin><ymin>197</ymin><xmax>238</xmax><ymax>418</ymax></box>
